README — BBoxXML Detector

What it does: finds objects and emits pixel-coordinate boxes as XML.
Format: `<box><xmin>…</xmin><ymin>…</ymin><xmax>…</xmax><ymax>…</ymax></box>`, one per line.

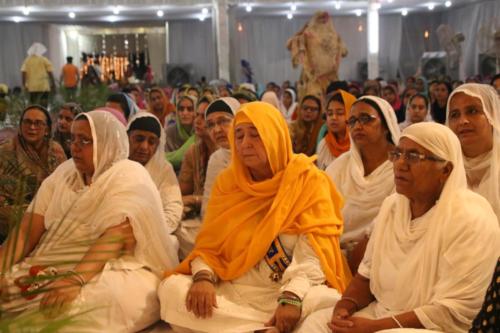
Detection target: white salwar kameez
<box><xmin>201</xmin><ymin>147</ymin><xmax>231</xmax><ymax>217</ymax></box>
<box><xmin>128</xmin><ymin>112</ymin><xmax>183</xmax><ymax>249</ymax></box>
<box><xmin>300</xmin><ymin>123</ymin><xmax>500</xmax><ymax>333</ymax></box>
<box><xmin>316</xmin><ymin>138</ymin><xmax>336</xmax><ymax>170</ymax></box>
<box><xmin>326</xmin><ymin>96</ymin><xmax>401</xmax><ymax>246</ymax></box>
<box><xmin>158</xmin><ymin>234</ymin><xmax>341</xmax><ymax>333</ymax></box>
<box><xmin>446</xmin><ymin>83</ymin><xmax>500</xmax><ymax>223</ymax></box>
<box><xmin>1</xmin><ymin>111</ymin><xmax>179</xmax><ymax>333</ymax></box>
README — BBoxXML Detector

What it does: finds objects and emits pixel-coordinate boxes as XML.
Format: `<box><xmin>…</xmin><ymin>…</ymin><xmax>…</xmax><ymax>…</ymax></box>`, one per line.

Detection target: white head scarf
<box><xmin>281</xmin><ymin>88</ymin><xmax>298</xmax><ymax>122</ymax></box>
<box><xmin>326</xmin><ymin>96</ymin><xmax>400</xmax><ymax>243</ymax></box>
<box><xmin>27</xmin><ymin>42</ymin><xmax>47</xmax><ymax>56</ymax></box>
<box><xmin>47</xmin><ymin>110</ymin><xmax>179</xmax><ymax>274</ymax></box>
<box><xmin>76</xmin><ymin>111</ymin><xmax>128</xmax><ymax>183</ymax></box>
<box><xmin>205</xmin><ymin>97</ymin><xmax>241</xmax><ymax>119</ymax></box>
<box><xmin>261</xmin><ymin>91</ymin><xmax>281</xmax><ymax>109</ymax></box>
<box><xmin>446</xmin><ymin>83</ymin><xmax>500</xmax><ymax>222</ymax></box>
<box><xmin>361</xmin><ymin>122</ymin><xmax>499</xmax><ymax>331</ymax></box>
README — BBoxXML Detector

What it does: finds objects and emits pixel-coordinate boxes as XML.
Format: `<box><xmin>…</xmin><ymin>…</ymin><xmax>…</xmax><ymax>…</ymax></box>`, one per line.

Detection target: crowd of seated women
<box><xmin>0</xmin><ymin>74</ymin><xmax>498</xmax><ymax>333</ymax></box>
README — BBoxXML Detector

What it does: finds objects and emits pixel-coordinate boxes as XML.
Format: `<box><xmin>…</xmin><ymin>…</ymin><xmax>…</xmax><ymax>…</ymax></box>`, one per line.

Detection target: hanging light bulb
<box><xmin>445</xmin><ymin>1</ymin><xmax>452</xmax><ymax>7</ymax></box>
<box><xmin>22</xmin><ymin>6</ymin><xmax>30</xmax><ymax>16</ymax></box>
<box><xmin>245</xmin><ymin>4</ymin><xmax>252</xmax><ymax>12</ymax></box>
<box><xmin>401</xmin><ymin>9</ymin><xmax>408</xmax><ymax>16</ymax></box>
<box><xmin>113</xmin><ymin>6</ymin><xmax>120</xmax><ymax>15</ymax></box>
<box><xmin>68</xmin><ymin>12</ymin><xmax>76</xmax><ymax>19</ymax></box>
<box><xmin>424</xmin><ymin>30</ymin><xmax>430</xmax><ymax>39</ymax></box>
<box><xmin>237</xmin><ymin>22</ymin><xmax>243</xmax><ymax>32</ymax></box>
<box><xmin>157</xmin><ymin>10</ymin><xmax>164</xmax><ymax>17</ymax></box>
<box><xmin>291</xmin><ymin>3</ymin><xmax>297</xmax><ymax>12</ymax></box>
<box><xmin>287</xmin><ymin>12</ymin><xmax>293</xmax><ymax>20</ymax></box>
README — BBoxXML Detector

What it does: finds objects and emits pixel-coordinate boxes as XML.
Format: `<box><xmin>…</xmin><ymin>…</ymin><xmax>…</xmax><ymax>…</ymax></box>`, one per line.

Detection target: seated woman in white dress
<box><xmin>158</xmin><ymin>101</ymin><xmax>351</xmax><ymax>333</ymax></box>
<box><xmin>201</xmin><ymin>97</ymin><xmax>240</xmax><ymax>217</ymax></box>
<box><xmin>0</xmin><ymin>111</ymin><xmax>178</xmax><ymax>332</ymax></box>
<box><xmin>326</xmin><ymin>96</ymin><xmax>400</xmax><ymax>271</ymax></box>
<box><xmin>447</xmin><ymin>83</ymin><xmax>500</xmax><ymax>222</ymax></box>
<box><xmin>300</xmin><ymin>122</ymin><xmax>500</xmax><ymax>333</ymax></box>
<box><xmin>127</xmin><ymin>112</ymin><xmax>183</xmax><ymax>248</ymax></box>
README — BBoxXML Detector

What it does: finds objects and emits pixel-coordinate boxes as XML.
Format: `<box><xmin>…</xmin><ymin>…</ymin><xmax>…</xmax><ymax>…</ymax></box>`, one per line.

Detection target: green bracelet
<box><xmin>277</xmin><ymin>298</ymin><xmax>302</xmax><ymax>308</ymax></box>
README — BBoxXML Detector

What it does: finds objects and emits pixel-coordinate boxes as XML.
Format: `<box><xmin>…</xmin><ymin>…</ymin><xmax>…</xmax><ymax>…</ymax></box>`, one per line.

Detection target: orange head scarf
<box><xmin>324</xmin><ymin>90</ymin><xmax>356</xmax><ymax>157</ymax></box>
<box><xmin>173</xmin><ymin>101</ymin><xmax>351</xmax><ymax>292</ymax></box>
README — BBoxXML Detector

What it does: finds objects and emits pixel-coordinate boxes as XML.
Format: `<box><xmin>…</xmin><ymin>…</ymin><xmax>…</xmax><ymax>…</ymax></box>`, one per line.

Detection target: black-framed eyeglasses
<box><xmin>206</xmin><ymin>117</ymin><xmax>232</xmax><ymax>130</ymax></box>
<box><xmin>388</xmin><ymin>149</ymin><xmax>446</xmax><ymax>164</ymax></box>
<box><xmin>346</xmin><ymin>114</ymin><xmax>377</xmax><ymax>128</ymax></box>
<box><xmin>22</xmin><ymin>119</ymin><xmax>47</xmax><ymax>129</ymax></box>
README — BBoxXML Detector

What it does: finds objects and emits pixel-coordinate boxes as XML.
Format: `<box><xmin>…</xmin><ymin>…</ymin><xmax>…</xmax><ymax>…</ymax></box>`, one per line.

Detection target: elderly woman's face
<box><xmin>392</xmin><ymin>137</ymin><xmax>451</xmax><ymax>201</ymax></box>
<box><xmin>128</xmin><ymin>129</ymin><xmax>159</xmax><ymax>166</ymax></box>
<box><xmin>348</xmin><ymin>102</ymin><xmax>389</xmax><ymax>149</ymax></box>
<box><xmin>234</xmin><ymin>122</ymin><xmax>269</xmax><ymax>172</ymax></box>
<box><xmin>207</xmin><ymin>111</ymin><xmax>233</xmax><ymax>149</ymax></box>
<box><xmin>448</xmin><ymin>92</ymin><xmax>493</xmax><ymax>158</ymax></box>
<box><xmin>21</xmin><ymin>108</ymin><xmax>49</xmax><ymax>145</ymax></box>
<box><xmin>71</xmin><ymin>119</ymin><xmax>95</xmax><ymax>180</ymax></box>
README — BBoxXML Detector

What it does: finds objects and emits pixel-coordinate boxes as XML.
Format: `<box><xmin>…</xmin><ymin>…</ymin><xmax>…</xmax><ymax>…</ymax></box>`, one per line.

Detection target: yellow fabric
<box><xmin>21</xmin><ymin>55</ymin><xmax>53</xmax><ymax>92</ymax></box>
<box><xmin>174</xmin><ymin>101</ymin><xmax>351</xmax><ymax>292</ymax></box>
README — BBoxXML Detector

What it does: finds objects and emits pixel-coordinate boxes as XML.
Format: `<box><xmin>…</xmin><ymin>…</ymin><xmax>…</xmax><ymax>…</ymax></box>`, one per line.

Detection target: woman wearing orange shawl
<box><xmin>316</xmin><ymin>90</ymin><xmax>356</xmax><ymax>170</ymax></box>
<box><xmin>158</xmin><ymin>102</ymin><xmax>351</xmax><ymax>333</ymax></box>
<box><xmin>289</xmin><ymin>95</ymin><xmax>324</xmax><ymax>156</ymax></box>
<box><xmin>147</xmin><ymin>87</ymin><xmax>175</xmax><ymax>126</ymax></box>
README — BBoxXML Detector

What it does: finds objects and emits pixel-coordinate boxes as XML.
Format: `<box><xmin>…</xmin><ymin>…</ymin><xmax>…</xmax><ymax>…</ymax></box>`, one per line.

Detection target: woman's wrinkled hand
<box><xmin>186</xmin><ymin>280</ymin><xmax>217</xmax><ymax>319</ymax></box>
<box><xmin>265</xmin><ymin>303</ymin><xmax>301</xmax><ymax>333</ymax></box>
<box><xmin>39</xmin><ymin>278</ymin><xmax>82</xmax><ymax>318</ymax></box>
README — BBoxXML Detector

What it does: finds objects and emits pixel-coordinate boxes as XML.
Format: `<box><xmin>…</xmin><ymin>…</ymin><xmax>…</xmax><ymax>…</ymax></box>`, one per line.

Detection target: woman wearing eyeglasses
<box><xmin>175</xmin><ymin>97</ymin><xmax>240</xmax><ymax>259</ymax></box>
<box><xmin>326</xmin><ymin>96</ymin><xmax>400</xmax><ymax>272</ymax></box>
<box><xmin>0</xmin><ymin>105</ymin><xmax>66</xmax><ymax>242</ymax></box>
<box><xmin>53</xmin><ymin>102</ymin><xmax>83</xmax><ymax>158</ymax></box>
<box><xmin>289</xmin><ymin>95</ymin><xmax>324</xmax><ymax>156</ymax></box>
<box><xmin>0</xmin><ymin>110</ymin><xmax>178</xmax><ymax>331</ymax></box>
<box><xmin>446</xmin><ymin>83</ymin><xmax>499</xmax><ymax>223</ymax></box>
<box><xmin>301</xmin><ymin>122</ymin><xmax>500</xmax><ymax>333</ymax></box>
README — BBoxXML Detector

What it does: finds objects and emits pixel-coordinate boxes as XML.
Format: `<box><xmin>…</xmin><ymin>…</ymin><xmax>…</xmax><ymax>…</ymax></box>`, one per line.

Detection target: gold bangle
<box><xmin>193</xmin><ymin>271</ymin><xmax>216</xmax><ymax>284</ymax></box>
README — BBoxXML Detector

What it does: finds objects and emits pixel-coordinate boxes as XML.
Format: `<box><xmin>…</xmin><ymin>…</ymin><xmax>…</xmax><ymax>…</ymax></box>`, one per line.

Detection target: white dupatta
<box><xmin>326</xmin><ymin>96</ymin><xmax>401</xmax><ymax>243</ymax></box>
<box><xmin>30</xmin><ymin>111</ymin><xmax>178</xmax><ymax>275</ymax></box>
<box><xmin>359</xmin><ymin>123</ymin><xmax>500</xmax><ymax>332</ymax></box>
<box><xmin>446</xmin><ymin>83</ymin><xmax>500</xmax><ymax>223</ymax></box>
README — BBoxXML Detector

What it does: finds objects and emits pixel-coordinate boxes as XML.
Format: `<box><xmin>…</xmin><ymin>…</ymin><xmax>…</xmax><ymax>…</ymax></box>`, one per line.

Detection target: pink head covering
<box><xmin>95</xmin><ymin>107</ymin><xmax>127</xmax><ymax>126</ymax></box>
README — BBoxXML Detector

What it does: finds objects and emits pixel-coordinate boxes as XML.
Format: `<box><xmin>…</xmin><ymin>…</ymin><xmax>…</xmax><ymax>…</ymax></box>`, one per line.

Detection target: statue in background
<box><xmin>287</xmin><ymin>11</ymin><xmax>348</xmax><ymax>101</ymax></box>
